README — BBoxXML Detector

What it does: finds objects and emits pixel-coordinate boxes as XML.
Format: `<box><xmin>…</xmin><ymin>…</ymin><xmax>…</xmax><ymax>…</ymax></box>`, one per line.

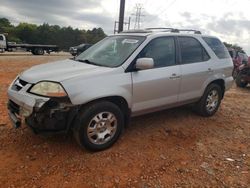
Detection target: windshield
<box><xmin>75</xmin><ymin>35</ymin><xmax>145</xmax><ymax>67</ymax></box>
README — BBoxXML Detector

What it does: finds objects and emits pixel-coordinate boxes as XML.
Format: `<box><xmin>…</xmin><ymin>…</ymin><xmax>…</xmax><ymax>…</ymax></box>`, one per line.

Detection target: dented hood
<box><xmin>19</xmin><ymin>59</ymin><xmax>113</xmax><ymax>83</ymax></box>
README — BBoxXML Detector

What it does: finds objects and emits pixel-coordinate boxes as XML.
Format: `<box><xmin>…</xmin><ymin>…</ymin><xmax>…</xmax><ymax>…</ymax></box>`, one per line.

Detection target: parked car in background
<box><xmin>228</xmin><ymin>48</ymin><xmax>249</xmax><ymax>79</ymax></box>
<box><xmin>235</xmin><ymin>56</ymin><xmax>250</xmax><ymax>88</ymax></box>
<box><xmin>69</xmin><ymin>43</ymin><xmax>92</xmax><ymax>56</ymax></box>
<box><xmin>7</xmin><ymin>28</ymin><xmax>233</xmax><ymax>151</ymax></box>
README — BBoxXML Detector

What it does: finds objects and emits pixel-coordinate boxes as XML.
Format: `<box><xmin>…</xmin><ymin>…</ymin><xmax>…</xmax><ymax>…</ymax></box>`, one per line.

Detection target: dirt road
<box><xmin>0</xmin><ymin>53</ymin><xmax>249</xmax><ymax>187</ymax></box>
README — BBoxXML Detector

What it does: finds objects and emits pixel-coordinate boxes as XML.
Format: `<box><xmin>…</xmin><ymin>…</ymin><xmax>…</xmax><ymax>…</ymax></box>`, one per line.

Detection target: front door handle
<box><xmin>207</xmin><ymin>68</ymin><xmax>214</xmax><ymax>73</ymax></box>
<box><xmin>169</xmin><ymin>73</ymin><xmax>181</xmax><ymax>80</ymax></box>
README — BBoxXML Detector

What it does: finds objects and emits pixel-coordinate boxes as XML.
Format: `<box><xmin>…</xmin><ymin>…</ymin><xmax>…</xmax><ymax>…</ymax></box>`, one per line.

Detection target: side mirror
<box><xmin>135</xmin><ymin>58</ymin><xmax>154</xmax><ymax>70</ymax></box>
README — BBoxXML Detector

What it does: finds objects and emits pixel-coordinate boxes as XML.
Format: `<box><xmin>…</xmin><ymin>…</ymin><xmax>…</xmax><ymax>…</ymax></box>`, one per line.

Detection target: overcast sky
<box><xmin>1</xmin><ymin>0</ymin><xmax>250</xmax><ymax>54</ymax></box>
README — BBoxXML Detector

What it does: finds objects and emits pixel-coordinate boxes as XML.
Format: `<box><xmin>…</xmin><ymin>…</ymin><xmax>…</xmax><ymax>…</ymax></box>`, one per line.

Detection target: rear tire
<box><xmin>73</xmin><ymin>101</ymin><xmax>124</xmax><ymax>151</ymax></box>
<box><xmin>232</xmin><ymin>68</ymin><xmax>238</xmax><ymax>80</ymax></box>
<box><xmin>31</xmin><ymin>50</ymin><xmax>36</xmax><ymax>55</ymax></box>
<box><xmin>236</xmin><ymin>73</ymin><xmax>248</xmax><ymax>88</ymax></box>
<box><xmin>36</xmin><ymin>48</ymin><xmax>44</xmax><ymax>55</ymax></box>
<box><xmin>195</xmin><ymin>84</ymin><xmax>222</xmax><ymax>117</ymax></box>
<box><xmin>32</xmin><ymin>48</ymin><xmax>44</xmax><ymax>55</ymax></box>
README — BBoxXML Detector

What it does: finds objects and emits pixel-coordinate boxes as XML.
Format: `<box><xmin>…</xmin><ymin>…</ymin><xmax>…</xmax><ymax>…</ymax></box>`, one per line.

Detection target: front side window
<box><xmin>137</xmin><ymin>37</ymin><xmax>176</xmax><ymax>68</ymax></box>
<box><xmin>179</xmin><ymin>37</ymin><xmax>210</xmax><ymax>64</ymax></box>
<box><xmin>203</xmin><ymin>37</ymin><xmax>230</xmax><ymax>59</ymax></box>
<box><xmin>76</xmin><ymin>35</ymin><xmax>145</xmax><ymax>67</ymax></box>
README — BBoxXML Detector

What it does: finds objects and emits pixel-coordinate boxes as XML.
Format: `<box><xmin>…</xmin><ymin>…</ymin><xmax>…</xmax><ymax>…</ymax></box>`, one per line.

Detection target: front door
<box><xmin>131</xmin><ymin>37</ymin><xmax>181</xmax><ymax>114</ymax></box>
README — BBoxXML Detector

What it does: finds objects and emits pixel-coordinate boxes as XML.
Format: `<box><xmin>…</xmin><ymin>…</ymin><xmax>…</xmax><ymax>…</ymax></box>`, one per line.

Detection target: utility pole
<box><xmin>133</xmin><ymin>4</ymin><xmax>144</xmax><ymax>29</ymax></box>
<box><xmin>134</xmin><ymin>6</ymin><xmax>139</xmax><ymax>29</ymax></box>
<box><xmin>118</xmin><ymin>0</ymin><xmax>125</xmax><ymax>33</ymax></box>
<box><xmin>114</xmin><ymin>17</ymin><xmax>131</xmax><ymax>34</ymax></box>
<box><xmin>114</xmin><ymin>0</ymin><xmax>130</xmax><ymax>34</ymax></box>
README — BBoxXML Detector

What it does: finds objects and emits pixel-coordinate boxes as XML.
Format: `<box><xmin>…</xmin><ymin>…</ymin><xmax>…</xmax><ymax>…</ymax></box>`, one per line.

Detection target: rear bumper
<box><xmin>225</xmin><ymin>76</ymin><xmax>234</xmax><ymax>91</ymax></box>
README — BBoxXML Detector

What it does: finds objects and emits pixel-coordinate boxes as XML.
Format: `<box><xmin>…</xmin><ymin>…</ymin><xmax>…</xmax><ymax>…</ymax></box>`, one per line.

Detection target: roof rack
<box><xmin>146</xmin><ymin>28</ymin><xmax>201</xmax><ymax>34</ymax></box>
<box><xmin>145</xmin><ymin>27</ymin><xmax>174</xmax><ymax>30</ymax></box>
<box><xmin>122</xmin><ymin>27</ymin><xmax>202</xmax><ymax>34</ymax></box>
<box><xmin>177</xmin><ymin>29</ymin><xmax>202</xmax><ymax>34</ymax></box>
<box><xmin>121</xmin><ymin>29</ymin><xmax>152</xmax><ymax>33</ymax></box>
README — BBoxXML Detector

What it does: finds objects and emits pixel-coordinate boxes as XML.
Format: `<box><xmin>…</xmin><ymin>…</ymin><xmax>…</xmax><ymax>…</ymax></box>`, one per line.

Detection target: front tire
<box><xmin>73</xmin><ymin>101</ymin><xmax>124</xmax><ymax>151</ymax></box>
<box><xmin>195</xmin><ymin>84</ymin><xmax>222</xmax><ymax>117</ymax></box>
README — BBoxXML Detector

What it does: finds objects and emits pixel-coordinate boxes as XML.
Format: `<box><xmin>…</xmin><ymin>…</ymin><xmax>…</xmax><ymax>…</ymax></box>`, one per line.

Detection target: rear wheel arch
<box><xmin>206</xmin><ymin>79</ymin><xmax>225</xmax><ymax>98</ymax></box>
<box><xmin>195</xmin><ymin>83</ymin><xmax>223</xmax><ymax>117</ymax></box>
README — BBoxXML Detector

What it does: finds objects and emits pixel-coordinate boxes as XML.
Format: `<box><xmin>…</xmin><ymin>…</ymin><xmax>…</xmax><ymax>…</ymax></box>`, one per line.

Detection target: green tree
<box><xmin>15</xmin><ymin>23</ymin><xmax>38</xmax><ymax>43</ymax></box>
<box><xmin>224</xmin><ymin>42</ymin><xmax>245</xmax><ymax>53</ymax></box>
<box><xmin>0</xmin><ymin>17</ymin><xmax>107</xmax><ymax>50</ymax></box>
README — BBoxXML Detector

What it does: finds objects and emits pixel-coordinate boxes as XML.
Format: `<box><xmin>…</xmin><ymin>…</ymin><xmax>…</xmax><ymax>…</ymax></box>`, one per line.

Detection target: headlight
<box><xmin>29</xmin><ymin>81</ymin><xmax>67</xmax><ymax>97</ymax></box>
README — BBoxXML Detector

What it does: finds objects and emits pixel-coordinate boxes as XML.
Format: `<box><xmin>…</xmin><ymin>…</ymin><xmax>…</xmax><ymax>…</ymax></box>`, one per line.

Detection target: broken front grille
<box><xmin>12</xmin><ymin>78</ymin><xmax>28</xmax><ymax>91</ymax></box>
<box><xmin>8</xmin><ymin>100</ymin><xmax>20</xmax><ymax>114</ymax></box>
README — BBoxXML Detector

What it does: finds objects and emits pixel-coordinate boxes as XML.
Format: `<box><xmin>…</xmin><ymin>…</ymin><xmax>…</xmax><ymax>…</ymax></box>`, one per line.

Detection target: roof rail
<box><xmin>145</xmin><ymin>28</ymin><xmax>176</xmax><ymax>33</ymax></box>
<box><xmin>121</xmin><ymin>29</ymin><xmax>152</xmax><ymax>33</ymax></box>
<box><xmin>121</xmin><ymin>28</ymin><xmax>202</xmax><ymax>34</ymax></box>
<box><xmin>176</xmin><ymin>29</ymin><xmax>202</xmax><ymax>34</ymax></box>
<box><xmin>145</xmin><ymin>28</ymin><xmax>201</xmax><ymax>34</ymax></box>
<box><xmin>145</xmin><ymin>27</ymin><xmax>174</xmax><ymax>30</ymax></box>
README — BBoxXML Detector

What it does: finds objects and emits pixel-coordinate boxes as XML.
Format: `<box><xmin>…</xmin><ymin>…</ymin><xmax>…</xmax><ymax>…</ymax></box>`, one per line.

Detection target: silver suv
<box><xmin>7</xmin><ymin>28</ymin><xmax>233</xmax><ymax>151</ymax></box>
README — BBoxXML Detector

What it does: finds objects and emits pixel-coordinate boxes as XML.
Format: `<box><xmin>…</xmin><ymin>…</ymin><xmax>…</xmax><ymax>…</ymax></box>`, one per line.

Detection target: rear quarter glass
<box><xmin>202</xmin><ymin>37</ymin><xmax>230</xmax><ymax>59</ymax></box>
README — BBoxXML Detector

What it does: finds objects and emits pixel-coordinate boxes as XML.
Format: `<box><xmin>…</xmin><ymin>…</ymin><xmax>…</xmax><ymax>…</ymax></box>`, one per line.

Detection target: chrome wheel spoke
<box><xmin>206</xmin><ymin>89</ymin><xmax>219</xmax><ymax>112</ymax></box>
<box><xmin>87</xmin><ymin>112</ymin><xmax>118</xmax><ymax>145</ymax></box>
<box><xmin>107</xmin><ymin>113</ymin><xmax>115</xmax><ymax>122</ymax></box>
<box><xmin>88</xmin><ymin>128</ymin><xmax>97</xmax><ymax>136</ymax></box>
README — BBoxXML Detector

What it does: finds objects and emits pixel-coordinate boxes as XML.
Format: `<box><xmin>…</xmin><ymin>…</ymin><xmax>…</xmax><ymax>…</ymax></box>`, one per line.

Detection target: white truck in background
<box><xmin>0</xmin><ymin>34</ymin><xmax>59</xmax><ymax>55</ymax></box>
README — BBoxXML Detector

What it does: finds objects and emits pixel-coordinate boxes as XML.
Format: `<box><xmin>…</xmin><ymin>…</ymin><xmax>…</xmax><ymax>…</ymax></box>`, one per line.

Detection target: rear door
<box><xmin>178</xmin><ymin>36</ymin><xmax>211</xmax><ymax>102</ymax></box>
<box><xmin>131</xmin><ymin>37</ymin><xmax>181</xmax><ymax>113</ymax></box>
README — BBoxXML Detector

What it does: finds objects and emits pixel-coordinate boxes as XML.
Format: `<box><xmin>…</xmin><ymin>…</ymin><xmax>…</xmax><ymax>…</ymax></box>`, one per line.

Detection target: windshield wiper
<box><xmin>75</xmin><ymin>59</ymin><xmax>108</xmax><ymax>67</ymax></box>
<box><xmin>76</xmin><ymin>59</ymin><xmax>94</xmax><ymax>64</ymax></box>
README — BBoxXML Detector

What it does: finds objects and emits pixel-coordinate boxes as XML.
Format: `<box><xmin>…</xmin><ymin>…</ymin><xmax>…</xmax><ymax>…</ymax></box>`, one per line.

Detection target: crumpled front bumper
<box><xmin>7</xmin><ymin>78</ymin><xmax>50</xmax><ymax>128</ymax></box>
<box><xmin>7</xmin><ymin>78</ymin><xmax>77</xmax><ymax>133</ymax></box>
<box><xmin>8</xmin><ymin>85</ymin><xmax>49</xmax><ymax>115</ymax></box>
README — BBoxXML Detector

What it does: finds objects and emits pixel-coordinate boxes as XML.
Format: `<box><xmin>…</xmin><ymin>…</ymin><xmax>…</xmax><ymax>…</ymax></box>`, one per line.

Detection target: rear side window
<box><xmin>0</xmin><ymin>35</ymin><xmax>3</xmax><ymax>40</ymax></box>
<box><xmin>179</xmin><ymin>37</ymin><xmax>210</xmax><ymax>64</ymax></box>
<box><xmin>202</xmin><ymin>37</ymin><xmax>230</xmax><ymax>59</ymax></box>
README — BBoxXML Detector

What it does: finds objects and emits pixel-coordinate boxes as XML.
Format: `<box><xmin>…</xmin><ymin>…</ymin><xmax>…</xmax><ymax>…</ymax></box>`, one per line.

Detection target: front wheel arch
<box><xmin>71</xmin><ymin>96</ymin><xmax>130</xmax><ymax>130</ymax></box>
<box><xmin>73</xmin><ymin>100</ymin><xmax>125</xmax><ymax>151</ymax></box>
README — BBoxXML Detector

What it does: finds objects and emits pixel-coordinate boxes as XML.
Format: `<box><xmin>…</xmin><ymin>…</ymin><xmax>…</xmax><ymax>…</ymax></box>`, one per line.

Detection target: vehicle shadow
<box><xmin>10</xmin><ymin>106</ymin><xmax>227</xmax><ymax>155</ymax></box>
<box><xmin>13</xmin><ymin>105</ymin><xmax>197</xmax><ymax>153</ymax></box>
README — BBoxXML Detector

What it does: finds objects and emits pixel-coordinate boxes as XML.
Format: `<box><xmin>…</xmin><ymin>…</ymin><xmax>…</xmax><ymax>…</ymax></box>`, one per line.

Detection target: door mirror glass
<box><xmin>135</xmin><ymin>58</ymin><xmax>154</xmax><ymax>70</ymax></box>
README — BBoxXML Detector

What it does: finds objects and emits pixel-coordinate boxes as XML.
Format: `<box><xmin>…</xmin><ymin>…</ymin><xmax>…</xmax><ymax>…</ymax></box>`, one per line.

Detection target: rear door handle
<box><xmin>169</xmin><ymin>73</ymin><xmax>181</xmax><ymax>79</ymax></box>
